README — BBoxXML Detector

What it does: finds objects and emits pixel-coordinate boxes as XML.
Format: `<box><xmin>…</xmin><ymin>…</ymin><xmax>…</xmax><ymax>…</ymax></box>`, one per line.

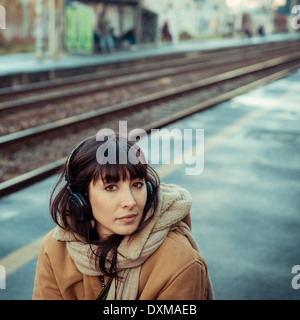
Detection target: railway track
<box><xmin>0</xmin><ymin>40</ymin><xmax>296</xmax><ymax>102</ymax></box>
<box><xmin>0</xmin><ymin>41</ymin><xmax>299</xmax><ymax>137</ymax></box>
<box><xmin>0</xmin><ymin>40</ymin><xmax>298</xmax><ymax>108</ymax></box>
<box><xmin>1</xmin><ymin>40</ymin><xmax>300</xmax><ymax>197</ymax></box>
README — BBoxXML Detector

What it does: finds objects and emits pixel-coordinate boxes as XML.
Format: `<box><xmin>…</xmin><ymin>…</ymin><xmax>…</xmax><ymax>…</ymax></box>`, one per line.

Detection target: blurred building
<box><xmin>0</xmin><ymin>0</ymin><xmax>299</xmax><ymax>56</ymax></box>
<box><xmin>59</xmin><ymin>0</ymin><xmax>157</xmax><ymax>53</ymax></box>
<box><xmin>0</xmin><ymin>0</ymin><xmax>157</xmax><ymax>55</ymax></box>
<box><xmin>0</xmin><ymin>0</ymin><xmax>36</xmax><ymax>44</ymax></box>
<box><xmin>142</xmin><ymin>0</ymin><xmax>300</xmax><ymax>42</ymax></box>
<box><xmin>226</xmin><ymin>0</ymin><xmax>300</xmax><ymax>35</ymax></box>
<box><xmin>142</xmin><ymin>0</ymin><xmax>229</xmax><ymax>43</ymax></box>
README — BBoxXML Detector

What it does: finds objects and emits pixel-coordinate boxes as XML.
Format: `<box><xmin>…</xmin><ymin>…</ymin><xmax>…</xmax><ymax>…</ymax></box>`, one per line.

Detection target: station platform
<box><xmin>0</xmin><ymin>32</ymin><xmax>299</xmax><ymax>88</ymax></box>
<box><xmin>0</xmin><ymin>67</ymin><xmax>299</xmax><ymax>300</ymax></box>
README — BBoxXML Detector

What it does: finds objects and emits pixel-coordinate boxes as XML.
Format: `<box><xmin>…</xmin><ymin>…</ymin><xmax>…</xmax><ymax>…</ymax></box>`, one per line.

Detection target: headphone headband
<box><xmin>65</xmin><ymin>137</ymin><xmax>91</xmax><ymax>191</ymax></box>
<box><xmin>65</xmin><ymin>137</ymin><xmax>94</xmax><ymax>221</ymax></box>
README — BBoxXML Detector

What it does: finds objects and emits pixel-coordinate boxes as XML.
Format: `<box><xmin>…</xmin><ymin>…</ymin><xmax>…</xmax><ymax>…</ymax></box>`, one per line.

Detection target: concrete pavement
<box><xmin>0</xmin><ymin>70</ymin><xmax>300</xmax><ymax>299</ymax></box>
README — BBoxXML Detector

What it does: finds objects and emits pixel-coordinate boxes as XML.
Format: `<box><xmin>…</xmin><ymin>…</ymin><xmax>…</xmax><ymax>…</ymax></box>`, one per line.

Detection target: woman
<box><xmin>32</xmin><ymin>135</ymin><xmax>213</xmax><ymax>300</ymax></box>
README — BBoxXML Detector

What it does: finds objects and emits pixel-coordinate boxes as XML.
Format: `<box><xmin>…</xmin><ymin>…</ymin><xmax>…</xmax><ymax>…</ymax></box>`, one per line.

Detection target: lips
<box><xmin>117</xmin><ymin>213</ymin><xmax>138</xmax><ymax>223</ymax></box>
<box><xmin>118</xmin><ymin>213</ymin><xmax>137</xmax><ymax>220</ymax></box>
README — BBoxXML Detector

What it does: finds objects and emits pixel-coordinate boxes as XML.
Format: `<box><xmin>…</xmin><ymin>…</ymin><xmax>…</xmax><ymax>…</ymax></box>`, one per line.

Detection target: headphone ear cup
<box><xmin>68</xmin><ymin>192</ymin><xmax>92</xmax><ymax>222</ymax></box>
<box><xmin>146</xmin><ymin>181</ymin><xmax>153</xmax><ymax>203</ymax></box>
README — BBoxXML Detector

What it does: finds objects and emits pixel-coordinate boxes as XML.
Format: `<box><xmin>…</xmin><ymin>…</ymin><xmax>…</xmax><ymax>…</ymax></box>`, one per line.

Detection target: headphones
<box><xmin>65</xmin><ymin>138</ymin><xmax>153</xmax><ymax>222</ymax></box>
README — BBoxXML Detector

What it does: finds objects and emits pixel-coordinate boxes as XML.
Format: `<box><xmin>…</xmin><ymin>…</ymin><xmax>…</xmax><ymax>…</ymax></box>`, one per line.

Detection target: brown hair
<box><xmin>50</xmin><ymin>135</ymin><xmax>160</xmax><ymax>277</ymax></box>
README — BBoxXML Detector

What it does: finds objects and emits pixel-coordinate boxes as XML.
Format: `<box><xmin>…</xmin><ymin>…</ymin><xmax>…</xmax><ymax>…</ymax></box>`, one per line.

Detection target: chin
<box><xmin>116</xmin><ymin>225</ymin><xmax>139</xmax><ymax>236</ymax></box>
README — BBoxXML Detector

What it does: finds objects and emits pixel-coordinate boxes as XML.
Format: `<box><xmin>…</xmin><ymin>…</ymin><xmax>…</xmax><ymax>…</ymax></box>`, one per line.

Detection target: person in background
<box><xmin>162</xmin><ymin>21</ymin><xmax>172</xmax><ymax>43</ymax></box>
<box><xmin>258</xmin><ymin>25</ymin><xmax>265</xmax><ymax>37</ymax></box>
<box><xmin>98</xmin><ymin>17</ymin><xmax>115</xmax><ymax>52</ymax></box>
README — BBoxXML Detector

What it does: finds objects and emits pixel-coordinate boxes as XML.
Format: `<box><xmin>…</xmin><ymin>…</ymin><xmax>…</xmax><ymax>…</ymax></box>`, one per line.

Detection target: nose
<box><xmin>120</xmin><ymin>186</ymin><xmax>136</xmax><ymax>209</ymax></box>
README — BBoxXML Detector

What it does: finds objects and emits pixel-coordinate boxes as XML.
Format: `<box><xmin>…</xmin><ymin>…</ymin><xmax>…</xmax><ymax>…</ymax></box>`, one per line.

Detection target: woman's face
<box><xmin>88</xmin><ymin>174</ymin><xmax>147</xmax><ymax>238</ymax></box>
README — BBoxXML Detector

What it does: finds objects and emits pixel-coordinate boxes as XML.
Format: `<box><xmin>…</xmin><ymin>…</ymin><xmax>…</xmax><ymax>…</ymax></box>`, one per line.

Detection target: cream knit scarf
<box><xmin>53</xmin><ymin>183</ymin><xmax>199</xmax><ymax>300</ymax></box>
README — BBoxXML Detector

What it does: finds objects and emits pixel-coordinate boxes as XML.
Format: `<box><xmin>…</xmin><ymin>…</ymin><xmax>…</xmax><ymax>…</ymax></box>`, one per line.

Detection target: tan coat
<box><xmin>32</xmin><ymin>228</ymin><xmax>212</xmax><ymax>300</ymax></box>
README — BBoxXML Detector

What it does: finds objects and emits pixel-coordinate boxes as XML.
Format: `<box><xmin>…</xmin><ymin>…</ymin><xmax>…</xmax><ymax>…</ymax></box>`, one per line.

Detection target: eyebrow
<box><xmin>102</xmin><ymin>176</ymin><xmax>144</xmax><ymax>184</ymax></box>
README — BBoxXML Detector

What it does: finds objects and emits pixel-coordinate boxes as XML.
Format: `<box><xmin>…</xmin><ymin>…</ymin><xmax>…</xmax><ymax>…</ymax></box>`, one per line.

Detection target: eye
<box><xmin>133</xmin><ymin>181</ymin><xmax>144</xmax><ymax>189</ymax></box>
<box><xmin>105</xmin><ymin>184</ymin><xmax>117</xmax><ymax>191</ymax></box>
